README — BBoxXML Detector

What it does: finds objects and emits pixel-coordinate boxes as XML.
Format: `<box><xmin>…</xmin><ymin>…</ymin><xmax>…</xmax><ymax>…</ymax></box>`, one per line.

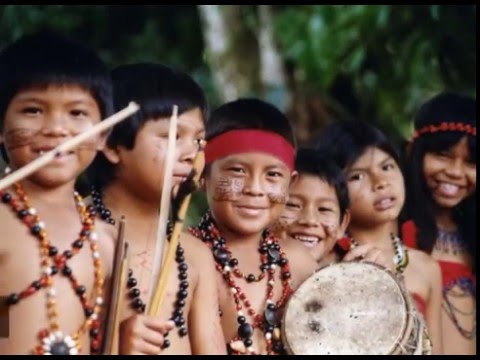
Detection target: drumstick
<box><xmin>0</xmin><ymin>102</ymin><xmax>140</xmax><ymax>191</ymax></box>
<box><xmin>149</xmin><ymin>146</ymin><xmax>204</xmax><ymax>316</ymax></box>
<box><xmin>103</xmin><ymin>217</ymin><xmax>129</xmax><ymax>355</ymax></box>
<box><xmin>146</xmin><ymin>106</ymin><xmax>178</xmax><ymax>314</ymax></box>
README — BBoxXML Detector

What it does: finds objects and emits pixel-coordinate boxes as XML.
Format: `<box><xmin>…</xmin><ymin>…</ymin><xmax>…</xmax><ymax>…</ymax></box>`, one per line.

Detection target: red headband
<box><xmin>205</xmin><ymin>129</ymin><xmax>295</xmax><ymax>170</ymax></box>
<box><xmin>413</xmin><ymin>122</ymin><xmax>476</xmax><ymax>140</ymax></box>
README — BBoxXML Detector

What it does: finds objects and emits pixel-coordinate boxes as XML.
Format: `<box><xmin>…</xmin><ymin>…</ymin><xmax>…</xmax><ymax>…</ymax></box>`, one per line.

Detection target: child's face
<box><xmin>422</xmin><ymin>136</ymin><xmax>476</xmax><ymax>209</ymax></box>
<box><xmin>345</xmin><ymin>147</ymin><xmax>405</xmax><ymax>228</ymax></box>
<box><xmin>107</xmin><ymin>107</ymin><xmax>205</xmax><ymax>200</ymax></box>
<box><xmin>1</xmin><ymin>84</ymin><xmax>103</xmax><ymax>187</ymax></box>
<box><xmin>205</xmin><ymin>152</ymin><xmax>293</xmax><ymax>237</ymax></box>
<box><xmin>277</xmin><ymin>174</ymin><xmax>347</xmax><ymax>261</ymax></box>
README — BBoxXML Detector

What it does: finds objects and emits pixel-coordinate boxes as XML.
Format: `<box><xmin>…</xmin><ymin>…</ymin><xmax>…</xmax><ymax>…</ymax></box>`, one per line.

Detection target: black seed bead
<box><xmin>73</xmin><ymin>239</ymin><xmax>83</xmax><ymax>249</ymax></box>
<box><xmin>76</xmin><ymin>285</ymin><xmax>86</xmax><ymax>295</ymax></box>
<box><xmin>1</xmin><ymin>193</ymin><xmax>12</xmax><ymax>203</ymax></box>
<box><xmin>63</xmin><ymin>266</ymin><xmax>72</xmax><ymax>276</ymax></box>
<box><xmin>18</xmin><ymin>209</ymin><xmax>28</xmax><ymax>218</ymax></box>
<box><xmin>237</xmin><ymin>316</ymin><xmax>246</xmax><ymax>324</ymax></box>
<box><xmin>127</xmin><ymin>278</ymin><xmax>137</xmax><ymax>288</ymax></box>
<box><xmin>179</xmin><ymin>327</ymin><xmax>188</xmax><ymax>337</ymax></box>
<box><xmin>49</xmin><ymin>246</ymin><xmax>58</xmax><ymax>257</ymax></box>
<box><xmin>246</xmin><ymin>274</ymin><xmax>256</xmax><ymax>283</ymax></box>
<box><xmin>129</xmin><ymin>288</ymin><xmax>140</xmax><ymax>299</ymax></box>
<box><xmin>7</xmin><ymin>293</ymin><xmax>19</xmax><ymax>305</ymax></box>
<box><xmin>85</xmin><ymin>307</ymin><xmax>94</xmax><ymax>317</ymax></box>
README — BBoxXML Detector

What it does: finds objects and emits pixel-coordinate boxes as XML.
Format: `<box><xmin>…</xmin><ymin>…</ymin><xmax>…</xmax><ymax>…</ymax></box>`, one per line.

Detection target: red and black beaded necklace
<box><xmin>189</xmin><ymin>211</ymin><xmax>293</xmax><ymax>355</ymax></box>
<box><xmin>90</xmin><ymin>186</ymin><xmax>189</xmax><ymax>349</ymax></box>
<box><xmin>0</xmin><ymin>181</ymin><xmax>104</xmax><ymax>355</ymax></box>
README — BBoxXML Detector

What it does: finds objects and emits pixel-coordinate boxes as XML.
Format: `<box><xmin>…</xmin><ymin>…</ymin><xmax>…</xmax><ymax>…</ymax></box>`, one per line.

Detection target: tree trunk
<box><xmin>198</xmin><ymin>5</ymin><xmax>258</xmax><ymax>103</ymax></box>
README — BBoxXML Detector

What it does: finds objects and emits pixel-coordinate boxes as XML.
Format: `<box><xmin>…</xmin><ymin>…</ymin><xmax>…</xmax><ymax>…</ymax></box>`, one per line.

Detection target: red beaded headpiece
<box><xmin>413</xmin><ymin>121</ymin><xmax>476</xmax><ymax>140</ymax></box>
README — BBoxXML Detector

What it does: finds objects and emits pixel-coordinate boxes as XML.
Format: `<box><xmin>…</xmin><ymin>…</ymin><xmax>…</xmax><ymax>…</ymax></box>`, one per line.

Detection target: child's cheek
<box><xmin>266</xmin><ymin>182</ymin><xmax>288</xmax><ymax>204</ymax></box>
<box><xmin>212</xmin><ymin>176</ymin><xmax>244</xmax><ymax>201</ymax></box>
<box><xmin>4</xmin><ymin>128</ymin><xmax>39</xmax><ymax>150</ymax></box>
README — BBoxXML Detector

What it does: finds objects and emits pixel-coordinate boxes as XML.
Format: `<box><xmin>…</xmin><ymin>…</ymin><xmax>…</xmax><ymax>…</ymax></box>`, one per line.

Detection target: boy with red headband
<box><xmin>190</xmin><ymin>98</ymin><xmax>317</xmax><ymax>355</ymax></box>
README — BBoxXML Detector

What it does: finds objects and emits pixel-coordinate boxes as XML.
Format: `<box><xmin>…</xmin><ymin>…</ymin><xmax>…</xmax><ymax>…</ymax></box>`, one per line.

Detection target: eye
<box><xmin>318</xmin><ymin>207</ymin><xmax>333</xmax><ymax>213</ymax></box>
<box><xmin>348</xmin><ymin>173</ymin><xmax>364</xmax><ymax>182</ymax></box>
<box><xmin>22</xmin><ymin>107</ymin><xmax>42</xmax><ymax>115</ymax></box>
<box><xmin>228</xmin><ymin>166</ymin><xmax>245</xmax><ymax>174</ymax></box>
<box><xmin>382</xmin><ymin>162</ymin><xmax>396</xmax><ymax>171</ymax></box>
<box><xmin>286</xmin><ymin>202</ymin><xmax>300</xmax><ymax>209</ymax></box>
<box><xmin>434</xmin><ymin>150</ymin><xmax>450</xmax><ymax>158</ymax></box>
<box><xmin>70</xmin><ymin>109</ymin><xmax>89</xmax><ymax>118</ymax></box>
<box><xmin>267</xmin><ymin>171</ymin><xmax>283</xmax><ymax>178</ymax></box>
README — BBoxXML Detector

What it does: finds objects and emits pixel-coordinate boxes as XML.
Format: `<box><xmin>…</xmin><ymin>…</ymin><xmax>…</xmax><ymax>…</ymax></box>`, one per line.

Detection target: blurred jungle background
<box><xmin>0</xmin><ymin>5</ymin><xmax>476</xmax><ymax>225</ymax></box>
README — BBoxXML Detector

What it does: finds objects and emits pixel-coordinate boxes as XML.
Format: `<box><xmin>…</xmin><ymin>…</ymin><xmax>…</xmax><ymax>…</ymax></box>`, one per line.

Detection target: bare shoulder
<box><xmin>179</xmin><ymin>231</ymin><xmax>216</xmax><ymax>276</ymax></box>
<box><xmin>280</xmin><ymin>239</ymin><xmax>317</xmax><ymax>289</ymax></box>
<box><xmin>408</xmin><ymin>248</ymin><xmax>441</xmax><ymax>278</ymax></box>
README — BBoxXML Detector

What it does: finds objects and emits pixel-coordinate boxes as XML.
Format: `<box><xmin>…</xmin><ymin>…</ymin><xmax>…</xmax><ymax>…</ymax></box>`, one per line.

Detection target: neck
<box><xmin>434</xmin><ymin>207</ymin><xmax>457</xmax><ymax>231</ymax></box>
<box><xmin>102</xmin><ymin>180</ymin><xmax>160</xmax><ymax>225</ymax></box>
<box><xmin>20</xmin><ymin>179</ymin><xmax>77</xmax><ymax>206</ymax></box>
<box><xmin>348</xmin><ymin>220</ymin><xmax>398</xmax><ymax>248</ymax></box>
<box><xmin>212</xmin><ymin>218</ymin><xmax>264</xmax><ymax>250</ymax></box>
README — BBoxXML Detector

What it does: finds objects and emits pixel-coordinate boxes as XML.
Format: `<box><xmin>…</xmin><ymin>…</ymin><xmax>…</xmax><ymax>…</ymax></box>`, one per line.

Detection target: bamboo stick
<box><xmin>145</xmin><ymin>106</ymin><xmax>178</xmax><ymax>314</ymax></box>
<box><xmin>148</xmin><ymin>148</ymin><xmax>204</xmax><ymax>316</ymax></box>
<box><xmin>103</xmin><ymin>217</ymin><xmax>129</xmax><ymax>355</ymax></box>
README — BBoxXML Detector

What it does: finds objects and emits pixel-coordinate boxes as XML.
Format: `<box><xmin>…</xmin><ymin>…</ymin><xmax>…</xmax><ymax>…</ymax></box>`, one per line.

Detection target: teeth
<box><xmin>294</xmin><ymin>235</ymin><xmax>319</xmax><ymax>243</ymax></box>
<box><xmin>439</xmin><ymin>182</ymin><xmax>459</xmax><ymax>195</ymax></box>
<box><xmin>378</xmin><ymin>198</ymin><xmax>393</xmax><ymax>208</ymax></box>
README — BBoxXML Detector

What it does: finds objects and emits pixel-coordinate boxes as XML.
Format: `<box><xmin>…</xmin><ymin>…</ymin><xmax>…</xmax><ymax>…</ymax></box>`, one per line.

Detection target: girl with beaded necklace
<box><xmin>87</xmin><ymin>63</ymin><xmax>226</xmax><ymax>355</ymax></box>
<box><xmin>315</xmin><ymin>120</ymin><xmax>443</xmax><ymax>354</ymax></box>
<box><xmin>189</xmin><ymin>98</ymin><xmax>317</xmax><ymax>355</ymax></box>
<box><xmin>0</xmin><ymin>31</ymin><xmax>117</xmax><ymax>355</ymax></box>
<box><xmin>403</xmin><ymin>92</ymin><xmax>476</xmax><ymax>354</ymax></box>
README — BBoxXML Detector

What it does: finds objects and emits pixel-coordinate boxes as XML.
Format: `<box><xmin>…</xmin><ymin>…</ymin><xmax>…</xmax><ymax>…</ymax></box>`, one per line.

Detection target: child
<box><xmin>189</xmin><ymin>98</ymin><xmax>318</xmax><ymax>355</ymax></box>
<box><xmin>315</xmin><ymin>120</ymin><xmax>443</xmax><ymax>354</ymax></box>
<box><xmin>0</xmin><ymin>31</ymin><xmax>116</xmax><ymax>354</ymax></box>
<box><xmin>273</xmin><ymin>148</ymin><xmax>350</xmax><ymax>268</ymax></box>
<box><xmin>87</xmin><ymin>63</ymin><xmax>226</xmax><ymax>355</ymax></box>
<box><xmin>403</xmin><ymin>92</ymin><xmax>476</xmax><ymax>354</ymax></box>
<box><xmin>274</xmin><ymin>148</ymin><xmax>395</xmax><ymax>271</ymax></box>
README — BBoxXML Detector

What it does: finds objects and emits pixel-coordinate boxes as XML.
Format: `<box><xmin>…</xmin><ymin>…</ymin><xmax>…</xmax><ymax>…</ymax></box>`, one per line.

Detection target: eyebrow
<box><xmin>289</xmin><ymin>193</ymin><xmax>337</xmax><ymax>203</ymax></box>
<box><xmin>348</xmin><ymin>154</ymin><xmax>394</xmax><ymax>173</ymax></box>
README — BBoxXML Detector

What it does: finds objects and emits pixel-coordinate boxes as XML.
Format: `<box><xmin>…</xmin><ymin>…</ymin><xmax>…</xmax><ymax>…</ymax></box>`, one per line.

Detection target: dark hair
<box><xmin>0</xmin><ymin>29</ymin><xmax>113</xmax><ymax>128</ymax></box>
<box><xmin>314</xmin><ymin>120</ymin><xmax>401</xmax><ymax>171</ymax></box>
<box><xmin>206</xmin><ymin>98</ymin><xmax>296</xmax><ymax>148</ymax></box>
<box><xmin>405</xmin><ymin>92</ymin><xmax>476</xmax><ymax>270</ymax></box>
<box><xmin>295</xmin><ymin>148</ymin><xmax>350</xmax><ymax>222</ymax></box>
<box><xmin>0</xmin><ymin>29</ymin><xmax>113</xmax><ymax>163</ymax></box>
<box><xmin>89</xmin><ymin>62</ymin><xmax>208</xmax><ymax>188</ymax></box>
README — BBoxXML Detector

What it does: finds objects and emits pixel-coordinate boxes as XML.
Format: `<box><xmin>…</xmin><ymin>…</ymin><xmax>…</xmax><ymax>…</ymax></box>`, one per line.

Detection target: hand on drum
<box><xmin>343</xmin><ymin>243</ymin><xmax>395</xmax><ymax>272</ymax></box>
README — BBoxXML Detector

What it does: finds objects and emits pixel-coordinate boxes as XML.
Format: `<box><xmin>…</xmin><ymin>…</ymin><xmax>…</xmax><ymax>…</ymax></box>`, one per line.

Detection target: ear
<box><xmin>338</xmin><ymin>210</ymin><xmax>351</xmax><ymax>238</ymax></box>
<box><xmin>95</xmin><ymin>129</ymin><xmax>110</xmax><ymax>152</ymax></box>
<box><xmin>102</xmin><ymin>143</ymin><xmax>121</xmax><ymax>165</ymax></box>
<box><xmin>289</xmin><ymin>170</ymin><xmax>299</xmax><ymax>185</ymax></box>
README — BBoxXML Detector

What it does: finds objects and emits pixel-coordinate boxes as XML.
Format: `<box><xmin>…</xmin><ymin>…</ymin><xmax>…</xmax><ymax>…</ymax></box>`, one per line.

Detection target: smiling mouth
<box><xmin>436</xmin><ymin>181</ymin><xmax>462</xmax><ymax>197</ymax></box>
<box><xmin>291</xmin><ymin>234</ymin><xmax>320</xmax><ymax>247</ymax></box>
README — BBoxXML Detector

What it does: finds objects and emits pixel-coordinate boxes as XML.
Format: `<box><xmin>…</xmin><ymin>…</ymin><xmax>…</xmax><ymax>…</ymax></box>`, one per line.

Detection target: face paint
<box><xmin>266</xmin><ymin>183</ymin><xmax>288</xmax><ymax>204</ymax></box>
<box><xmin>3</xmin><ymin>128</ymin><xmax>99</xmax><ymax>152</ymax></box>
<box><xmin>212</xmin><ymin>176</ymin><xmax>245</xmax><ymax>201</ymax></box>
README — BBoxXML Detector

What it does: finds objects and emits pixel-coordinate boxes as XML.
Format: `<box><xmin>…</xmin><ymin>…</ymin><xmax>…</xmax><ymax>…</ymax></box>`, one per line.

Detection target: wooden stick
<box><xmin>103</xmin><ymin>217</ymin><xmax>129</xmax><ymax>355</ymax></box>
<box><xmin>145</xmin><ymin>106</ymin><xmax>178</xmax><ymax>314</ymax></box>
<box><xmin>149</xmin><ymin>148</ymin><xmax>204</xmax><ymax>316</ymax></box>
<box><xmin>0</xmin><ymin>102</ymin><xmax>140</xmax><ymax>191</ymax></box>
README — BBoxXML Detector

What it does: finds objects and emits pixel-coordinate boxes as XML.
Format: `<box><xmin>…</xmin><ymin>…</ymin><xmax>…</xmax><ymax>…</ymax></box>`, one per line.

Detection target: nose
<box><xmin>243</xmin><ymin>174</ymin><xmax>265</xmax><ymax>196</ymax></box>
<box><xmin>444</xmin><ymin>158</ymin><xmax>464</xmax><ymax>179</ymax></box>
<box><xmin>40</xmin><ymin>113</ymin><xmax>68</xmax><ymax>137</ymax></box>
<box><xmin>372</xmin><ymin>172</ymin><xmax>389</xmax><ymax>192</ymax></box>
<box><xmin>298</xmin><ymin>205</ymin><xmax>320</xmax><ymax>227</ymax></box>
<box><xmin>178</xmin><ymin>137</ymin><xmax>199</xmax><ymax>165</ymax></box>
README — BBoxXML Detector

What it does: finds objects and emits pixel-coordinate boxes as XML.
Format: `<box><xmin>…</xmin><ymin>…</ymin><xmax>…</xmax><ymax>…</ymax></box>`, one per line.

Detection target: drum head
<box><xmin>282</xmin><ymin>262</ymin><xmax>408</xmax><ymax>355</ymax></box>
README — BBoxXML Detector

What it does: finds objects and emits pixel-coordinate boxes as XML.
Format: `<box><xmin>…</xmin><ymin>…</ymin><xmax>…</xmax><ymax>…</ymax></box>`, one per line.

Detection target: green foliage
<box><xmin>274</xmin><ymin>5</ymin><xmax>476</xmax><ymax>139</ymax></box>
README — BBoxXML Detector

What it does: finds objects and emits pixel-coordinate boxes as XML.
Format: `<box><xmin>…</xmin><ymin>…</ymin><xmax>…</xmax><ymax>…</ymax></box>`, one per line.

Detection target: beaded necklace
<box><xmin>190</xmin><ymin>211</ymin><xmax>293</xmax><ymax>355</ymax></box>
<box><xmin>90</xmin><ymin>186</ymin><xmax>189</xmax><ymax>348</ymax></box>
<box><xmin>1</xmin><ymin>181</ymin><xmax>104</xmax><ymax>355</ymax></box>
<box><xmin>350</xmin><ymin>232</ymin><xmax>409</xmax><ymax>274</ymax></box>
